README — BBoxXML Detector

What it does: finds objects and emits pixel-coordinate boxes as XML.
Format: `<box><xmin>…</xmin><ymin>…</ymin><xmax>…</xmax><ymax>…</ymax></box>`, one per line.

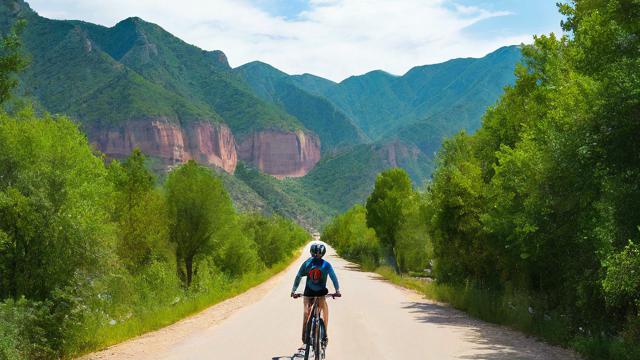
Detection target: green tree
<box><xmin>365</xmin><ymin>168</ymin><xmax>413</xmax><ymax>270</ymax></box>
<box><xmin>110</xmin><ymin>149</ymin><xmax>172</xmax><ymax>272</ymax></box>
<box><xmin>241</xmin><ymin>214</ymin><xmax>306</xmax><ymax>268</ymax></box>
<box><xmin>322</xmin><ymin>205</ymin><xmax>380</xmax><ymax>270</ymax></box>
<box><xmin>164</xmin><ymin>161</ymin><xmax>234</xmax><ymax>287</ymax></box>
<box><xmin>395</xmin><ymin>193</ymin><xmax>431</xmax><ymax>273</ymax></box>
<box><xmin>0</xmin><ymin>110</ymin><xmax>115</xmax><ymax>300</ymax></box>
<box><xmin>425</xmin><ymin>133</ymin><xmax>492</xmax><ymax>284</ymax></box>
<box><xmin>560</xmin><ymin>0</ymin><xmax>640</xmax><ymax>249</ymax></box>
<box><xmin>0</xmin><ymin>19</ymin><xmax>28</xmax><ymax>105</ymax></box>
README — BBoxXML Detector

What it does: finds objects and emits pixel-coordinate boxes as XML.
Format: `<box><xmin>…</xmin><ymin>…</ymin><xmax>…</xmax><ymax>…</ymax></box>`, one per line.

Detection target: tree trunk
<box><xmin>176</xmin><ymin>257</ymin><xmax>186</xmax><ymax>285</ymax></box>
<box><xmin>383</xmin><ymin>245</ymin><xmax>399</xmax><ymax>273</ymax></box>
<box><xmin>185</xmin><ymin>255</ymin><xmax>194</xmax><ymax>288</ymax></box>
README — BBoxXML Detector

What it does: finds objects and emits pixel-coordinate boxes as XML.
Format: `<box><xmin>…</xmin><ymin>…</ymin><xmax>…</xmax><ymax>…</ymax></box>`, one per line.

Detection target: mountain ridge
<box><xmin>3</xmin><ymin>0</ymin><xmax>523</xmax><ymax>227</ymax></box>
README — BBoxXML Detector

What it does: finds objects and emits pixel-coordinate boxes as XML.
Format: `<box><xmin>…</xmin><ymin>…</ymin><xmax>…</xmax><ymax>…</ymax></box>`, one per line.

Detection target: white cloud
<box><xmin>26</xmin><ymin>0</ymin><xmax>533</xmax><ymax>81</ymax></box>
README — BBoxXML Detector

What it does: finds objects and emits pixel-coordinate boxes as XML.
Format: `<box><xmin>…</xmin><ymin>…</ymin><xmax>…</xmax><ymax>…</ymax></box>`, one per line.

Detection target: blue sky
<box><xmin>455</xmin><ymin>1</ymin><xmax>562</xmax><ymax>39</ymax></box>
<box><xmin>247</xmin><ymin>1</ymin><xmax>563</xmax><ymax>43</ymax></box>
<box><xmin>252</xmin><ymin>0</ymin><xmax>562</xmax><ymax>32</ymax></box>
<box><xmin>28</xmin><ymin>0</ymin><xmax>564</xmax><ymax>81</ymax></box>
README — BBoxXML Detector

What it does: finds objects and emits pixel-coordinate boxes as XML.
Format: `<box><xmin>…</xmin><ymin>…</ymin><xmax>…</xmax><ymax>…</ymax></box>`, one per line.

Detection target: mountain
<box><xmin>2</xmin><ymin>0</ymin><xmax>320</xmax><ymax>179</ymax></box>
<box><xmin>288</xmin><ymin>45</ymin><xmax>522</xmax><ymax>139</ymax></box>
<box><xmin>2</xmin><ymin>0</ymin><xmax>522</xmax><ymax>227</ymax></box>
<box><xmin>296</xmin><ymin>141</ymin><xmax>434</xmax><ymax>212</ymax></box>
<box><xmin>235</xmin><ymin>61</ymin><xmax>369</xmax><ymax>154</ymax></box>
<box><xmin>236</xmin><ymin>47</ymin><xmax>522</xmax><ymax>212</ymax></box>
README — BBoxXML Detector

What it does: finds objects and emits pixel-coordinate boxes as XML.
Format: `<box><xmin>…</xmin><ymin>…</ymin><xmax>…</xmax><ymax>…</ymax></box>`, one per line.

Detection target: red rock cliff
<box><xmin>184</xmin><ymin>122</ymin><xmax>237</xmax><ymax>173</ymax></box>
<box><xmin>238</xmin><ymin>130</ymin><xmax>321</xmax><ymax>178</ymax></box>
<box><xmin>88</xmin><ymin>119</ymin><xmax>237</xmax><ymax>173</ymax></box>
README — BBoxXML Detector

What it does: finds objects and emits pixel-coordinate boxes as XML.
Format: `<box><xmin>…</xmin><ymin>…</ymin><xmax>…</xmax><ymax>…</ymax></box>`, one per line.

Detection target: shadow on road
<box><xmin>366</xmin><ymin>273</ymin><xmax>398</xmax><ymax>283</ymax></box>
<box><xmin>272</xmin><ymin>348</ymin><xmax>305</xmax><ymax>359</ymax></box>
<box><xmin>402</xmin><ymin>302</ymin><xmax>575</xmax><ymax>360</ymax></box>
<box><xmin>341</xmin><ymin>263</ymin><xmax>363</xmax><ymax>272</ymax></box>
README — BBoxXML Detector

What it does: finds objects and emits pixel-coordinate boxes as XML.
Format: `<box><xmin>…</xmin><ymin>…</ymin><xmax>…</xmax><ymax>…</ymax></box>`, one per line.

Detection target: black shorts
<box><xmin>303</xmin><ymin>287</ymin><xmax>328</xmax><ymax>297</ymax></box>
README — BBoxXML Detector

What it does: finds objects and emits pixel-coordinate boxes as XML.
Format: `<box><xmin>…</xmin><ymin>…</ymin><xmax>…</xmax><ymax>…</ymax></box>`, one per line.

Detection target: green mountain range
<box><xmin>2</xmin><ymin>0</ymin><xmax>522</xmax><ymax>227</ymax></box>
<box><xmin>235</xmin><ymin>47</ymin><xmax>521</xmax><ymax>211</ymax></box>
<box><xmin>288</xmin><ymin>46</ymin><xmax>522</xmax><ymax>139</ymax></box>
<box><xmin>3</xmin><ymin>1</ymin><xmax>299</xmax><ymax>135</ymax></box>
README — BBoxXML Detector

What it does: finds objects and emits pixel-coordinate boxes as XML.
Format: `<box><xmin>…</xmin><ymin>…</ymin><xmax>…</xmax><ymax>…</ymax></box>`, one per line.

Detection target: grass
<box><xmin>73</xmin><ymin>248</ymin><xmax>302</xmax><ymax>358</ymax></box>
<box><xmin>372</xmin><ymin>266</ymin><xmax>640</xmax><ymax>360</ymax></box>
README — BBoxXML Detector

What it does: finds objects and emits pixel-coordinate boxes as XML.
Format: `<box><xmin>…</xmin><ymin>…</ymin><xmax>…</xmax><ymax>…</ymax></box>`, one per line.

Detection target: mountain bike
<box><xmin>293</xmin><ymin>293</ymin><xmax>341</xmax><ymax>360</ymax></box>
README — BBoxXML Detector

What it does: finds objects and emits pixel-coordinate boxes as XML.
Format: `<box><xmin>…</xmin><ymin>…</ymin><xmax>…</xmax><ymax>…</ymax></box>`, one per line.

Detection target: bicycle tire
<box><xmin>314</xmin><ymin>318</ymin><xmax>321</xmax><ymax>360</ymax></box>
<box><xmin>304</xmin><ymin>316</ymin><xmax>313</xmax><ymax>360</ymax></box>
<box><xmin>319</xmin><ymin>319</ymin><xmax>326</xmax><ymax>359</ymax></box>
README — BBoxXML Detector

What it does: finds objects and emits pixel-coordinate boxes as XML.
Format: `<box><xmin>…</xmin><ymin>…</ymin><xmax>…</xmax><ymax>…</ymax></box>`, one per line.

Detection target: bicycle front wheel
<box><xmin>319</xmin><ymin>319</ymin><xmax>326</xmax><ymax>359</ymax></box>
<box><xmin>314</xmin><ymin>319</ymin><xmax>321</xmax><ymax>360</ymax></box>
<box><xmin>304</xmin><ymin>319</ymin><xmax>312</xmax><ymax>360</ymax></box>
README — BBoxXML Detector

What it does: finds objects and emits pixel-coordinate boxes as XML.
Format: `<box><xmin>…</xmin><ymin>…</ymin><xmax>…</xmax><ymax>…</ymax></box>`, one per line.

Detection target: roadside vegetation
<box><xmin>0</xmin><ymin>112</ymin><xmax>307</xmax><ymax>359</ymax></box>
<box><xmin>0</xmin><ymin>21</ymin><xmax>307</xmax><ymax>359</ymax></box>
<box><xmin>323</xmin><ymin>1</ymin><xmax>640</xmax><ymax>359</ymax></box>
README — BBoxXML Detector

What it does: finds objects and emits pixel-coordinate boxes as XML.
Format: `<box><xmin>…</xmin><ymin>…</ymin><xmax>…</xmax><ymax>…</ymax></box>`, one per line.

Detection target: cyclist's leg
<box><xmin>319</xmin><ymin>297</ymin><xmax>329</xmax><ymax>339</ymax></box>
<box><xmin>302</xmin><ymin>297</ymin><xmax>311</xmax><ymax>342</ymax></box>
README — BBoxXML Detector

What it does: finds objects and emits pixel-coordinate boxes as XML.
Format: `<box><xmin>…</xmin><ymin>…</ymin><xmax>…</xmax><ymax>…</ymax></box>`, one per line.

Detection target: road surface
<box><xmin>83</xmin><ymin>244</ymin><xmax>579</xmax><ymax>360</ymax></box>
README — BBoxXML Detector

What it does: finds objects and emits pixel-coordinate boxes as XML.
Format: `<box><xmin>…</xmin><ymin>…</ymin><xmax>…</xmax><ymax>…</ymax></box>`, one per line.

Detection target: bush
<box><xmin>0</xmin><ymin>298</ymin><xmax>57</xmax><ymax>359</ymax></box>
<box><xmin>240</xmin><ymin>214</ymin><xmax>308</xmax><ymax>268</ymax></box>
<box><xmin>0</xmin><ymin>111</ymin><xmax>116</xmax><ymax>301</ymax></box>
<box><xmin>603</xmin><ymin>240</ymin><xmax>640</xmax><ymax>343</ymax></box>
<box><xmin>322</xmin><ymin>205</ymin><xmax>381</xmax><ymax>270</ymax></box>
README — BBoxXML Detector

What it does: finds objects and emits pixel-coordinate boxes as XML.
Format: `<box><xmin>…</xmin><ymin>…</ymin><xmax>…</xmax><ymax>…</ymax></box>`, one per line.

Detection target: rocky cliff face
<box><xmin>379</xmin><ymin>140</ymin><xmax>421</xmax><ymax>168</ymax></box>
<box><xmin>238</xmin><ymin>130</ymin><xmax>321</xmax><ymax>178</ymax></box>
<box><xmin>88</xmin><ymin>119</ymin><xmax>237</xmax><ymax>173</ymax></box>
<box><xmin>89</xmin><ymin>120</ymin><xmax>321</xmax><ymax>177</ymax></box>
<box><xmin>185</xmin><ymin>122</ymin><xmax>237</xmax><ymax>173</ymax></box>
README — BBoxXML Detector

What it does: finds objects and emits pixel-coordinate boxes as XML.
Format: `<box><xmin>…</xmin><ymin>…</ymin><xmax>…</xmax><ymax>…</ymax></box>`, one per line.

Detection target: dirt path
<box><xmin>81</xmin><ymin>244</ymin><xmax>580</xmax><ymax>359</ymax></box>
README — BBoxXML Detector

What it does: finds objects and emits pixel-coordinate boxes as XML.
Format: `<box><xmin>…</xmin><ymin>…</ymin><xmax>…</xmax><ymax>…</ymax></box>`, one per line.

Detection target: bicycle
<box><xmin>293</xmin><ymin>293</ymin><xmax>341</xmax><ymax>360</ymax></box>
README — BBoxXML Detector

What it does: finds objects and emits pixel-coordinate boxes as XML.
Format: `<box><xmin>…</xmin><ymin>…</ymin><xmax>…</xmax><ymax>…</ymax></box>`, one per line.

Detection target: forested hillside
<box><xmin>0</xmin><ymin>0</ymin><xmax>523</xmax><ymax>228</ymax></box>
<box><xmin>287</xmin><ymin>45</ymin><xmax>521</xmax><ymax>139</ymax></box>
<box><xmin>323</xmin><ymin>1</ymin><xmax>640</xmax><ymax>359</ymax></box>
<box><xmin>237</xmin><ymin>48</ymin><xmax>522</xmax><ymax>212</ymax></box>
<box><xmin>1</xmin><ymin>1</ymin><xmax>299</xmax><ymax>135</ymax></box>
<box><xmin>236</xmin><ymin>61</ymin><xmax>369</xmax><ymax>154</ymax></box>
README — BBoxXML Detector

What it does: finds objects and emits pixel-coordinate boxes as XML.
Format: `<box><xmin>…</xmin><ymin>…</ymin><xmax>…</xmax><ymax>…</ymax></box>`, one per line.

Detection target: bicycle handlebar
<box><xmin>292</xmin><ymin>293</ymin><xmax>341</xmax><ymax>299</ymax></box>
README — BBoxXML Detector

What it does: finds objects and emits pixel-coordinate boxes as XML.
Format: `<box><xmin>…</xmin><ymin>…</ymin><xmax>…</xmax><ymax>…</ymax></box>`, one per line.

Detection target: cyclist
<box><xmin>291</xmin><ymin>243</ymin><xmax>340</xmax><ymax>346</ymax></box>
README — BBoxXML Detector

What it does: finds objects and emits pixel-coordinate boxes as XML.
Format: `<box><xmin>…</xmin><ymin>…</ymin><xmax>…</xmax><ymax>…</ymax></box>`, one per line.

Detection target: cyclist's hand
<box><xmin>334</xmin><ymin>290</ymin><xmax>342</xmax><ymax>298</ymax></box>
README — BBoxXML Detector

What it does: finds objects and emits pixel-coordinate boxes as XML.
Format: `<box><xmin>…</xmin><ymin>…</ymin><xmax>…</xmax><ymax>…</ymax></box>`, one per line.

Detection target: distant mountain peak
<box><xmin>122</xmin><ymin>16</ymin><xmax>144</xmax><ymax>23</ymax></box>
<box><xmin>207</xmin><ymin>50</ymin><xmax>230</xmax><ymax>68</ymax></box>
<box><xmin>113</xmin><ymin>16</ymin><xmax>152</xmax><ymax>35</ymax></box>
<box><xmin>363</xmin><ymin>69</ymin><xmax>398</xmax><ymax>78</ymax></box>
<box><xmin>341</xmin><ymin>69</ymin><xmax>397</xmax><ymax>85</ymax></box>
<box><xmin>103</xmin><ymin>17</ymin><xmax>156</xmax><ymax>61</ymax></box>
<box><xmin>237</xmin><ymin>60</ymin><xmax>289</xmax><ymax>78</ymax></box>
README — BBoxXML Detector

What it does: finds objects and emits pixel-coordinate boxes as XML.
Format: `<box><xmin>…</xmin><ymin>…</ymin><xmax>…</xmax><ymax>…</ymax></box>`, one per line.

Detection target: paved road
<box><xmin>83</xmin><ymin>244</ymin><xmax>579</xmax><ymax>360</ymax></box>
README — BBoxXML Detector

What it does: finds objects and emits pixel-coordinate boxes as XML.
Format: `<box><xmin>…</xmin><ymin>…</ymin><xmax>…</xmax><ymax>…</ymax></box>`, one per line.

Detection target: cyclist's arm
<box><xmin>291</xmin><ymin>262</ymin><xmax>307</xmax><ymax>293</ymax></box>
<box><xmin>328</xmin><ymin>263</ymin><xmax>340</xmax><ymax>291</ymax></box>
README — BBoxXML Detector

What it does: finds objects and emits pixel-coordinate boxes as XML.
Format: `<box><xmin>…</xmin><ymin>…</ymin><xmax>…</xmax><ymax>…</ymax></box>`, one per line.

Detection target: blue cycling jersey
<box><xmin>292</xmin><ymin>257</ymin><xmax>340</xmax><ymax>293</ymax></box>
